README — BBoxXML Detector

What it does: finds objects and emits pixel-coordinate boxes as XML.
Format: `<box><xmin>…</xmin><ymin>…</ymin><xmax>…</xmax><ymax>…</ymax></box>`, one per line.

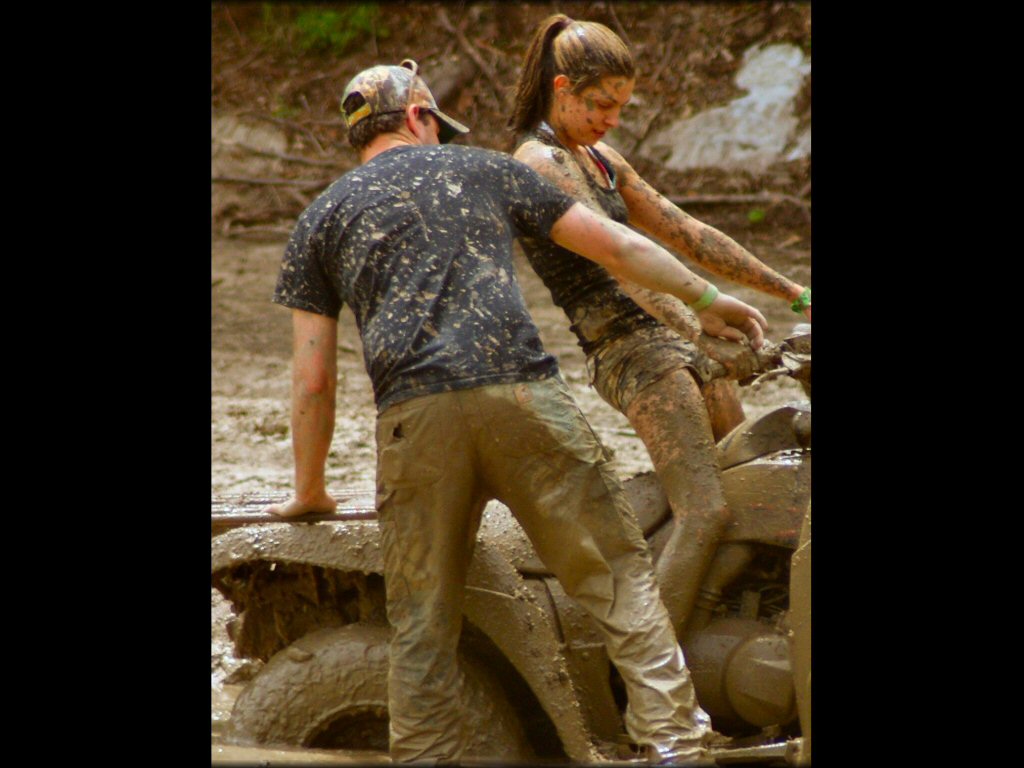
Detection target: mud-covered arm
<box><xmin>599</xmin><ymin>141</ymin><xmax>811</xmax><ymax>321</ymax></box>
<box><xmin>550</xmin><ymin>202</ymin><xmax>767</xmax><ymax>348</ymax></box>
<box><xmin>264</xmin><ymin>308</ymin><xmax>339</xmax><ymax>518</ymax></box>
<box><xmin>513</xmin><ymin>140</ymin><xmax>607</xmax><ymax>209</ymax></box>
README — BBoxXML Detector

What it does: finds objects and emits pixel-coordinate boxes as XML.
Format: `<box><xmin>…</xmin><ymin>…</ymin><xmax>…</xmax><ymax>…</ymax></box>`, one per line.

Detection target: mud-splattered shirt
<box><xmin>517</xmin><ymin>127</ymin><xmax>659</xmax><ymax>356</ymax></box>
<box><xmin>274</xmin><ymin>144</ymin><xmax>576</xmax><ymax>412</ymax></box>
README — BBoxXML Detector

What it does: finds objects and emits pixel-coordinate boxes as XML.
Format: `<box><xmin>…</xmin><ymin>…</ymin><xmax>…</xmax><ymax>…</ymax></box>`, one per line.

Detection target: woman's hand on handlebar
<box><xmin>697</xmin><ymin>292</ymin><xmax>768</xmax><ymax>350</ymax></box>
<box><xmin>697</xmin><ymin>333</ymin><xmax>768</xmax><ymax>380</ymax></box>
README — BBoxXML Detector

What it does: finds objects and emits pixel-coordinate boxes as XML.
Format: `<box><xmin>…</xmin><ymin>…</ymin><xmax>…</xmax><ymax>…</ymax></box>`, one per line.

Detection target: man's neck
<box><xmin>360</xmin><ymin>132</ymin><xmax>419</xmax><ymax>164</ymax></box>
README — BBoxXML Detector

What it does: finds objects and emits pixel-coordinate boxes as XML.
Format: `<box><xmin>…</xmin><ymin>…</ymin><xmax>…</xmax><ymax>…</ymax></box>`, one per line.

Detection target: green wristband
<box><xmin>790</xmin><ymin>287</ymin><xmax>811</xmax><ymax>313</ymax></box>
<box><xmin>689</xmin><ymin>283</ymin><xmax>719</xmax><ymax>312</ymax></box>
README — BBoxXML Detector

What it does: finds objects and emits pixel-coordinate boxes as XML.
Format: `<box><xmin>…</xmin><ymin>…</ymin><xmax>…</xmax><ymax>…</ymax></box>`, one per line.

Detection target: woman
<box><xmin>509</xmin><ymin>14</ymin><xmax>811</xmax><ymax>634</ymax></box>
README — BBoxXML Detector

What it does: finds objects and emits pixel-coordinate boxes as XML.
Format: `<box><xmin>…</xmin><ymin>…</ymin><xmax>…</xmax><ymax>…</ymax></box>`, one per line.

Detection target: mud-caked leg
<box><xmin>700</xmin><ymin>378</ymin><xmax>746</xmax><ymax>443</ymax></box>
<box><xmin>625</xmin><ymin>369</ymin><xmax>731</xmax><ymax>635</ymax></box>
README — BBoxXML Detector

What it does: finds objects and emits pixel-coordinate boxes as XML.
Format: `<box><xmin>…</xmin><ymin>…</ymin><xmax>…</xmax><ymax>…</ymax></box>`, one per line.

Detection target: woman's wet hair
<box><xmin>508</xmin><ymin>14</ymin><xmax>634</xmax><ymax>135</ymax></box>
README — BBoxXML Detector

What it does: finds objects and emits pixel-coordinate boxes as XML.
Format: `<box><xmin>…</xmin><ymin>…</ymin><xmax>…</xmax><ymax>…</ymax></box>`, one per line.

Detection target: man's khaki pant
<box><xmin>375</xmin><ymin>376</ymin><xmax>710</xmax><ymax>763</ymax></box>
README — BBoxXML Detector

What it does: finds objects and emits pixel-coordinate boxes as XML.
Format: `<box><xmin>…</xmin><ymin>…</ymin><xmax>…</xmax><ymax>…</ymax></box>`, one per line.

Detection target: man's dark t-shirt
<box><xmin>274</xmin><ymin>144</ymin><xmax>577</xmax><ymax>412</ymax></box>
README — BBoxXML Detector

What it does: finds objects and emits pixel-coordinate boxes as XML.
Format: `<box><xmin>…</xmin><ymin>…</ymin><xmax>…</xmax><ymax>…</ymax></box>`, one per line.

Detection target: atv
<box><xmin>211</xmin><ymin>329</ymin><xmax>811</xmax><ymax>765</ymax></box>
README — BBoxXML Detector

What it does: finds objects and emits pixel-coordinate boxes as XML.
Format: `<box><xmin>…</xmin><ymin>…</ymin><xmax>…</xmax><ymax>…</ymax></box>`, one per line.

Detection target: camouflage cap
<box><xmin>341</xmin><ymin>59</ymin><xmax>470</xmax><ymax>144</ymax></box>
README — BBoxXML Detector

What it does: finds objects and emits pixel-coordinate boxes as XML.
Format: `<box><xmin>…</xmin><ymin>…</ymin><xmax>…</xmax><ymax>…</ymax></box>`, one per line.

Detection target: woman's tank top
<box><xmin>516</xmin><ymin>124</ymin><xmax>658</xmax><ymax>356</ymax></box>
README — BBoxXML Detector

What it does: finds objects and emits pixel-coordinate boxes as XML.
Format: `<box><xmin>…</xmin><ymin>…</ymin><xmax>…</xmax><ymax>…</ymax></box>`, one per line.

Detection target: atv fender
<box><xmin>717</xmin><ymin>403</ymin><xmax>811</xmax><ymax>470</ymax></box>
<box><xmin>719</xmin><ymin>452</ymin><xmax>811</xmax><ymax>549</ymax></box>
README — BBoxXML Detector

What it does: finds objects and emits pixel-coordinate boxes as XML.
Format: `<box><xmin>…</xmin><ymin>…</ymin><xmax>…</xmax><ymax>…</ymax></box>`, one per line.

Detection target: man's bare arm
<box><xmin>549</xmin><ymin>202</ymin><xmax>767</xmax><ymax>348</ymax></box>
<box><xmin>616</xmin><ymin>278</ymin><xmax>703</xmax><ymax>342</ymax></box>
<box><xmin>264</xmin><ymin>308</ymin><xmax>339</xmax><ymax>518</ymax></box>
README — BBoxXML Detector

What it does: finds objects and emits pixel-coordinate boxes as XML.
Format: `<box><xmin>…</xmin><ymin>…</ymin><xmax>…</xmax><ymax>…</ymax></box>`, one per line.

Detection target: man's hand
<box><xmin>697</xmin><ymin>292</ymin><xmax>768</xmax><ymax>350</ymax></box>
<box><xmin>264</xmin><ymin>490</ymin><xmax>338</xmax><ymax>519</ymax></box>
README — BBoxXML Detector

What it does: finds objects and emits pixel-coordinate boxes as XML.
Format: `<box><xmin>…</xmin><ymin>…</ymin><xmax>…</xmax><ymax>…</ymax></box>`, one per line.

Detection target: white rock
<box><xmin>640</xmin><ymin>43</ymin><xmax>811</xmax><ymax>173</ymax></box>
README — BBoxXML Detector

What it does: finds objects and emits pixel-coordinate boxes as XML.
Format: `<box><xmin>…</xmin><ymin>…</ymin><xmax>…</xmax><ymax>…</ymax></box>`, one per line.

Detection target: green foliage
<box><xmin>747</xmin><ymin>208</ymin><xmax>766</xmax><ymax>224</ymax></box>
<box><xmin>255</xmin><ymin>4</ymin><xmax>388</xmax><ymax>55</ymax></box>
<box><xmin>294</xmin><ymin>5</ymin><xmax>386</xmax><ymax>55</ymax></box>
<box><xmin>272</xmin><ymin>102</ymin><xmax>300</xmax><ymax>120</ymax></box>
<box><xmin>258</xmin><ymin>4</ymin><xmax>293</xmax><ymax>48</ymax></box>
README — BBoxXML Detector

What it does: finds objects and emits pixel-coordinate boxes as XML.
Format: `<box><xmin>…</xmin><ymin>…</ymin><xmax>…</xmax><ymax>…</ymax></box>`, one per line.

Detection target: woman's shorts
<box><xmin>587</xmin><ymin>325</ymin><xmax>716</xmax><ymax>414</ymax></box>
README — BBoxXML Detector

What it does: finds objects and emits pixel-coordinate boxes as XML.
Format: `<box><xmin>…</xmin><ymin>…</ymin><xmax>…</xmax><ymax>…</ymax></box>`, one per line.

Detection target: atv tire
<box><xmin>226</xmin><ymin>622</ymin><xmax>535</xmax><ymax>760</ymax></box>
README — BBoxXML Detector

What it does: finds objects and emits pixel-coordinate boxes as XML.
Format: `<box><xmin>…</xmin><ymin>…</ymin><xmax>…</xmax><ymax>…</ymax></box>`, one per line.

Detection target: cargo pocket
<box><xmin>375</xmin><ymin>404</ymin><xmax>444</xmax><ymax>502</ymax></box>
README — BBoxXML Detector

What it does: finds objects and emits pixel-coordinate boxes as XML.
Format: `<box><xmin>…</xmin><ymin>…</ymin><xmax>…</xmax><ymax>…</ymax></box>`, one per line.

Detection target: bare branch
<box><xmin>724</xmin><ymin>5</ymin><xmax>766</xmax><ymax>29</ymax></box>
<box><xmin>670</xmin><ymin>192</ymin><xmax>811</xmax><ymax>225</ymax></box>
<box><xmin>650</xmin><ymin>27</ymin><xmax>684</xmax><ymax>86</ymax></box>
<box><xmin>221</xmin><ymin>5</ymin><xmax>245</xmax><ymax>45</ymax></box>
<box><xmin>436</xmin><ymin>7</ymin><xmax>507</xmax><ymax>108</ymax></box>
<box><xmin>213</xmin><ymin>175</ymin><xmax>331</xmax><ymax>190</ymax></box>
<box><xmin>671</xmin><ymin>192</ymin><xmax>809</xmax><ymax>207</ymax></box>
<box><xmin>606</xmin><ymin>3</ymin><xmax>633</xmax><ymax>49</ymax></box>
<box><xmin>223</xmin><ymin>225</ymin><xmax>297</xmax><ymax>241</ymax></box>
<box><xmin>238</xmin><ymin>112</ymin><xmax>327</xmax><ymax>156</ymax></box>
<box><xmin>214</xmin><ymin>139</ymin><xmax>347</xmax><ymax>169</ymax></box>
<box><xmin>628</xmin><ymin>104</ymin><xmax>665</xmax><ymax>155</ymax></box>
<box><xmin>216</xmin><ymin>49</ymin><xmax>264</xmax><ymax>80</ymax></box>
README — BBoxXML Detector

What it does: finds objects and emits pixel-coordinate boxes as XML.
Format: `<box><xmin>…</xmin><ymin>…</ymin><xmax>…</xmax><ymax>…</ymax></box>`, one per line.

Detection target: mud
<box><xmin>212</xmin><ymin>743</ymin><xmax>390</xmax><ymax>765</ymax></box>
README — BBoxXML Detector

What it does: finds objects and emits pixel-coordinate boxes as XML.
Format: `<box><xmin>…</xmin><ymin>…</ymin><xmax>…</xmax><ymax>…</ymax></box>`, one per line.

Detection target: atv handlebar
<box><xmin>700</xmin><ymin>324</ymin><xmax>811</xmax><ymax>396</ymax></box>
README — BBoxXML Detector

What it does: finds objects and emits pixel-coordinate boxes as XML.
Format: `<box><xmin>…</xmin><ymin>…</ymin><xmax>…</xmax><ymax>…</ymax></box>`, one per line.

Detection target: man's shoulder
<box><xmin>356</xmin><ymin>144</ymin><xmax>510</xmax><ymax>179</ymax></box>
<box><xmin>304</xmin><ymin>165</ymin><xmax>364</xmax><ymax>207</ymax></box>
<box><xmin>398</xmin><ymin>145</ymin><xmax>532</xmax><ymax>195</ymax></box>
<box><xmin>433</xmin><ymin>143</ymin><xmax>513</xmax><ymax>168</ymax></box>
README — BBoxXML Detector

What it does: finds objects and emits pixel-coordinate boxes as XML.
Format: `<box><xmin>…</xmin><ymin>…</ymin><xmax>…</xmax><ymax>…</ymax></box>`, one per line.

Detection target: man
<box><xmin>265</xmin><ymin>59</ymin><xmax>767</xmax><ymax>764</ymax></box>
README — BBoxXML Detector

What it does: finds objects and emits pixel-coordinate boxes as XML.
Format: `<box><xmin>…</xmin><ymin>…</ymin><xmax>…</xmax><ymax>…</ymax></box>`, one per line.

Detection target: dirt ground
<box><xmin>211</xmin><ymin>1</ymin><xmax>811</xmax><ymax>757</ymax></box>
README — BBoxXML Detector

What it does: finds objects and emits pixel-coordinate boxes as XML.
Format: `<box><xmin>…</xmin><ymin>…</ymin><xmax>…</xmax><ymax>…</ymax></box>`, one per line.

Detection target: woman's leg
<box><xmin>624</xmin><ymin>367</ymin><xmax>731</xmax><ymax>634</ymax></box>
<box><xmin>701</xmin><ymin>378</ymin><xmax>746</xmax><ymax>443</ymax></box>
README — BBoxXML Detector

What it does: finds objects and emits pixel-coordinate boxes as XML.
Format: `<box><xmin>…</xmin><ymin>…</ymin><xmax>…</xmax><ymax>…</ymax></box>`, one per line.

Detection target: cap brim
<box><xmin>431</xmin><ymin>109</ymin><xmax>470</xmax><ymax>144</ymax></box>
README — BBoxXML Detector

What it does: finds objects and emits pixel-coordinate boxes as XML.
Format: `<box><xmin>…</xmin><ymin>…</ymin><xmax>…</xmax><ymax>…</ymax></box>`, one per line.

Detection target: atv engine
<box><xmin>682</xmin><ymin>543</ymin><xmax>797</xmax><ymax>733</ymax></box>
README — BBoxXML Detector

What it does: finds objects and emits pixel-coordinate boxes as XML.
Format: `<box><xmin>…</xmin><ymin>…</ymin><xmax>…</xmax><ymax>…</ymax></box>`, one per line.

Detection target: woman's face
<box><xmin>552</xmin><ymin>74</ymin><xmax>635</xmax><ymax>146</ymax></box>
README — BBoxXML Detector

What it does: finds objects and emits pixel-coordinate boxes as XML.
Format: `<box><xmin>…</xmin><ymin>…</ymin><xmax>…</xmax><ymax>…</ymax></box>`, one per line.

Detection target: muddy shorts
<box><xmin>587</xmin><ymin>325</ymin><xmax>717</xmax><ymax>414</ymax></box>
<box><xmin>374</xmin><ymin>375</ymin><xmax>710</xmax><ymax>762</ymax></box>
